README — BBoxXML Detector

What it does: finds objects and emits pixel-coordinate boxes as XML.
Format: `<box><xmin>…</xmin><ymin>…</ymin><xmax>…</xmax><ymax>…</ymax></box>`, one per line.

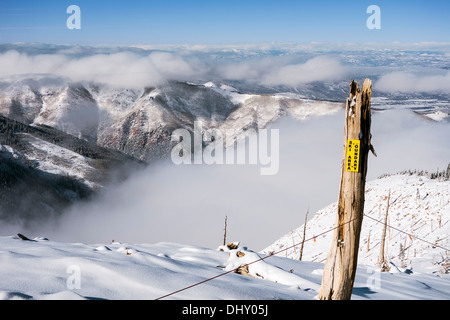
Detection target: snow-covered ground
<box><xmin>1</xmin><ymin>188</ymin><xmax>449</xmax><ymax>301</ymax></box>
<box><xmin>263</xmin><ymin>174</ymin><xmax>450</xmax><ymax>276</ymax></box>
<box><xmin>1</xmin><ymin>173</ymin><xmax>449</xmax><ymax>300</ymax></box>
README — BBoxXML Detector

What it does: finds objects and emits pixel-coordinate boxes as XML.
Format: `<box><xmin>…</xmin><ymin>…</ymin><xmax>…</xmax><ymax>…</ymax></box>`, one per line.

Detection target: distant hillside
<box><xmin>0</xmin><ymin>79</ymin><xmax>344</xmax><ymax>162</ymax></box>
<box><xmin>0</xmin><ymin>115</ymin><xmax>144</xmax><ymax>225</ymax></box>
<box><xmin>263</xmin><ymin>173</ymin><xmax>450</xmax><ymax>274</ymax></box>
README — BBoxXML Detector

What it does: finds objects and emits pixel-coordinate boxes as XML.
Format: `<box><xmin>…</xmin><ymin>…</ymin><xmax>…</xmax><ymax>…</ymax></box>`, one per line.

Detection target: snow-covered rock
<box><xmin>224</xmin><ymin>247</ymin><xmax>319</xmax><ymax>290</ymax></box>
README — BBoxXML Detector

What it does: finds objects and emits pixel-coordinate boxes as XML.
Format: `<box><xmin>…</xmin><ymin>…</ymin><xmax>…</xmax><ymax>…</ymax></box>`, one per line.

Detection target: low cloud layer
<box><xmin>375</xmin><ymin>71</ymin><xmax>450</xmax><ymax>94</ymax></box>
<box><xmin>2</xmin><ymin>44</ymin><xmax>450</xmax><ymax>95</ymax></box>
<box><xmin>0</xmin><ymin>44</ymin><xmax>449</xmax><ymax>249</ymax></box>
<box><xmin>260</xmin><ymin>56</ymin><xmax>347</xmax><ymax>86</ymax></box>
<box><xmin>213</xmin><ymin>55</ymin><xmax>348</xmax><ymax>87</ymax></box>
<box><xmin>0</xmin><ymin>50</ymin><xmax>207</xmax><ymax>88</ymax></box>
<box><xmin>5</xmin><ymin>108</ymin><xmax>448</xmax><ymax>250</ymax></box>
<box><xmin>0</xmin><ymin>50</ymin><xmax>350</xmax><ymax>88</ymax></box>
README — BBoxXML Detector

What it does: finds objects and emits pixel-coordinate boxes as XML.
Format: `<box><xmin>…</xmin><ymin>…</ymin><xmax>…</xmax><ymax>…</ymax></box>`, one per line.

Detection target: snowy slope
<box><xmin>0</xmin><ymin>235</ymin><xmax>448</xmax><ymax>300</ymax></box>
<box><xmin>14</xmin><ymin>133</ymin><xmax>101</xmax><ymax>190</ymax></box>
<box><xmin>263</xmin><ymin>173</ymin><xmax>450</xmax><ymax>275</ymax></box>
<box><xmin>0</xmin><ymin>114</ymin><xmax>143</xmax><ymax>223</ymax></box>
<box><xmin>1</xmin><ymin>79</ymin><xmax>344</xmax><ymax>162</ymax></box>
<box><xmin>2</xmin><ymin>78</ymin><xmax>448</xmax><ymax>165</ymax></box>
<box><xmin>0</xmin><ymin>81</ymin><xmax>100</xmax><ymax>142</ymax></box>
<box><xmin>1</xmin><ymin>173</ymin><xmax>448</xmax><ymax>300</ymax></box>
<box><xmin>34</xmin><ymin>85</ymin><xmax>99</xmax><ymax>142</ymax></box>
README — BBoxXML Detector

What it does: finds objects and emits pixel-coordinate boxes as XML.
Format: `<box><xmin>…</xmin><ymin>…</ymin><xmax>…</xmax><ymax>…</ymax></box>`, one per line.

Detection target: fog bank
<box><xmin>10</xmin><ymin>108</ymin><xmax>448</xmax><ymax>250</ymax></box>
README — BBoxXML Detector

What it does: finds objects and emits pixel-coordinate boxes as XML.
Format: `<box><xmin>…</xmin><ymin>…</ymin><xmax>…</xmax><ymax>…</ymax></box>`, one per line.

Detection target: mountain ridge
<box><xmin>0</xmin><ymin>114</ymin><xmax>144</xmax><ymax>224</ymax></box>
<box><xmin>1</xmin><ymin>79</ymin><xmax>346</xmax><ymax>162</ymax></box>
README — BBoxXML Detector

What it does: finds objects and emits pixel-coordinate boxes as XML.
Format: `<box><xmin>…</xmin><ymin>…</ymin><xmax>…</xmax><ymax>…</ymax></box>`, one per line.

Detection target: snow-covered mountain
<box><xmin>0</xmin><ymin>115</ymin><xmax>144</xmax><ymax>224</ymax></box>
<box><xmin>1</xmin><ymin>77</ymin><xmax>449</xmax><ymax>240</ymax></box>
<box><xmin>1</xmin><ymin>80</ymin><xmax>449</xmax><ymax>300</ymax></box>
<box><xmin>263</xmin><ymin>172</ymin><xmax>450</xmax><ymax>275</ymax></box>
<box><xmin>0</xmin><ymin>79</ymin><xmax>345</xmax><ymax>162</ymax></box>
<box><xmin>0</xmin><ymin>81</ymin><xmax>99</xmax><ymax>142</ymax></box>
<box><xmin>0</xmin><ymin>78</ymin><xmax>346</xmax><ymax>226</ymax></box>
<box><xmin>4</xmin><ymin>77</ymin><xmax>449</xmax><ymax>166</ymax></box>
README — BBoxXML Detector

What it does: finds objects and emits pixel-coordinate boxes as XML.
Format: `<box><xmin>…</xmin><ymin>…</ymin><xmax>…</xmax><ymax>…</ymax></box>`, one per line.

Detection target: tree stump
<box><xmin>318</xmin><ymin>79</ymin><xmax>373</xmax><ymax>300</ymax></box>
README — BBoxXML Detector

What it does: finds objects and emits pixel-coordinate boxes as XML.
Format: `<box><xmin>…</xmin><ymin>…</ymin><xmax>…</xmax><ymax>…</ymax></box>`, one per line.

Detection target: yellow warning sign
<box><xmin>346</xmin><ymin>139</ymin><xmax>360</xmax><ymax>172</ymax></box>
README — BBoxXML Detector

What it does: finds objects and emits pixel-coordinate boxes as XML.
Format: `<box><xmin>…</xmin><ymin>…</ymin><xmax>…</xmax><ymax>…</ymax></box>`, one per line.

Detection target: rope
<box><xmin>155</xmin><ymin>200</ymin><xmax>449</xmax><ymax>300</ymax></box>
<box><xmin>154</xmin><ymin>216</ymin><xmax>360</xmax><ymax>300</ymax></box>
<box><xmin>363</xmin><ymin>213</ymin><xmax>450</xmax><ymax>252</ymax></box>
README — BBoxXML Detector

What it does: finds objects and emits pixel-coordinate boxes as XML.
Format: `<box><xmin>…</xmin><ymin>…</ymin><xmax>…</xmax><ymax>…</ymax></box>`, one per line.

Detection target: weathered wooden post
<box><xmin>318</xmin><ymin>78</ymin><xmax>374</xmax><ymax>300</ymax></box>
<box><xmin>299</xmin><ymin>208</ymin><xmax>309</xmax><ymax>261</ymax></box>
<box><xmin>378</xmin><ymin>191</ymin><xmax>391</xmax><ymax>271</ymax></box>
<box><xmin>223</xmin><ymin>215</ymin><xmax>228</xmax><ymax>246</ymax></box>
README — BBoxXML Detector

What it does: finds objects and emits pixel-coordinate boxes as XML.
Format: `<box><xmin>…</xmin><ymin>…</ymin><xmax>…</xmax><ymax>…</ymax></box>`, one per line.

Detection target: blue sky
<box><xmin>0</xmin><ymin>0</ymin><xmax>449</xmax><ymax>45</ymax></box>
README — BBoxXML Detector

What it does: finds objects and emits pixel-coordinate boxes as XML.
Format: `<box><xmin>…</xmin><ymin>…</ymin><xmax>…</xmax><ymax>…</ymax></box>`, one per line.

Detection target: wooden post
<box><xmin>299</xmin><ymin>208</ymin><xmax>309</xmax><ymax>261</ymax></box>
<box><xmin>318</xmin><ymin>79</ymin><xmax>374</xmax><ymax>300</ymax></box>
<box><xmin>223</xmin><ymin>216</ymin><xmax>228</xmax><ymax>246</ymax></box>
<box><xmin>378</xmin><ymin>190</ymin><xmax>390</xmax><ymax>271</ymax></box>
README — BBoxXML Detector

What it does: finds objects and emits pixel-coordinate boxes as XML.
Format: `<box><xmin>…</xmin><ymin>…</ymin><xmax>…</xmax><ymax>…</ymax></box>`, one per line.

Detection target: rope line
<box><xmin>155</xmin><ymin>204</ymin><xmax>449</xmax><ymax>300</ymax></box>
<box><xmin>363</xmin><ymin>213</ymin><xmax>450</xmax><ymax>252</ymax></box>
<box><xmin>154</xmin><ymin>216</ymin><xmax>360</xmax><ymax>300</ymax></box>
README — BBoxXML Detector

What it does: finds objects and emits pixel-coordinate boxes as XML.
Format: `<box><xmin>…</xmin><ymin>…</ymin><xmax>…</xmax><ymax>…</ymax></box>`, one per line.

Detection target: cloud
<box><xmin>260</xmin><ymin>56</ymin><xmax>348</xmax><ymax>86</ymax></box>
<box><xmin>0</xmin><ymin>50</ymin><xmax>68</xmax><ymax>76</ymax></box>
<box><xmin>375</xmin><ymin>71</ymin><xmax>450</xmax><ymax>94</ymax></box>
<box><xmin>0</xmin><ymin>50</ymin><xmax>208</xmax><ymax>88</ymax></box>
<box><xmin>0</xmin><ymin>49</ymin><xmax>349</xmax><ymax>88</ymax></box>
<box><xmin>212</xmin><ymin>55</ymin><xmax>348</xmax><ymax>86</ymax></box>
<box><xmin>2</xmin><ymin>42</ymin><xmax>450</xmax><ymax>92</ymax></box>
<box><xmin>10</xmin><ymin>106</ymin><xmax>448</xmax><ymax>251</ymax></box>
<box><xmin>369</xmin><ymin>109</ymin><xmax>450</xmax><ymax>177</ymax></box>
<box><xmin>29</xmin><ymin>113</ymin><xmax>344</xmax><ymax>250</ymax></box>
<box><xmin>0</xmin><ymin>45</ymin><xmax>449</xmax><ymax>249</ymax></box>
